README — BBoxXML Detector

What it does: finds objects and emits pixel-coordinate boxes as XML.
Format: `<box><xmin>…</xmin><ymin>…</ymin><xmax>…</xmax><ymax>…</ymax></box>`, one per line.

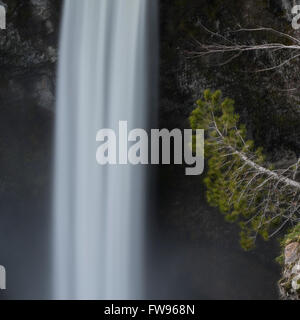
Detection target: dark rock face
<box><xmin>279</xmin><ymin>241</ymin><xmax>300</xmax><ymax>299</ymax></box>
<box><xmin>160</xmin><ymin>0</ymin><xmax>300</xmax><ymax>157</ymax></box>
<box><xmin>0</xmin><ymin>0</ymin><xmax>61</xmax><ymax>111</ymax></box>
<box><xmin>0</xmin><ymin>0</ymin><xmax>61</xmax><ymax>299</ymax></box>
<box><xmin>0</xmin><ymin>0</ymin><xmax>62</xmax><ymax>198</ymax></box>
<box><xmin>0</xmin><ymin>0</ymin><xmax>61</xmax><ymax>210</ymax></box>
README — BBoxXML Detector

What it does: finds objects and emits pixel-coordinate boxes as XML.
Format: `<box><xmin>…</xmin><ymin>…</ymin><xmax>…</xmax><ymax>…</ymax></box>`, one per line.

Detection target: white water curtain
<box><xmin>53</xmin><ymin>0</ymin><xmax>157</xmax><ymax>299</ymax></box>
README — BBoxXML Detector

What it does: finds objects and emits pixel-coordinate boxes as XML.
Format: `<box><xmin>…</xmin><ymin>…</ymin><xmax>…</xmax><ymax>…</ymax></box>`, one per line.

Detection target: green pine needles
<box><xmin>190</xmin><ymin>90</ymin><xmax>300</xmax><ymax>250</ymax></box>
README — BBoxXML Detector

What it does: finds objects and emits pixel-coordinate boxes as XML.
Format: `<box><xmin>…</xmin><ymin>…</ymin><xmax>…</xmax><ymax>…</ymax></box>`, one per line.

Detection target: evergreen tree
<box><xmin>190</xmin><ymin>90</ymin><xmax>300</xmax><ymax>250</ymax></box>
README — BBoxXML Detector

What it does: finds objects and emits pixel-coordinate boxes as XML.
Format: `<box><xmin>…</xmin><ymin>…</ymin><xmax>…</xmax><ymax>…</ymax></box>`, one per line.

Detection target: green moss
<box><xmin>276</xmin><ymin>223</ymin><xmax>300</xmax><ymax>266</ymax></box>
<box><xmin>276</xmin><ymin>254</ymin><xmax>284</xmax><ymax>266</ymax></box>
<box><xmin>282</xmin><ymin>223</ymin><xmax>300</xmax><ymax>247</ymax></box>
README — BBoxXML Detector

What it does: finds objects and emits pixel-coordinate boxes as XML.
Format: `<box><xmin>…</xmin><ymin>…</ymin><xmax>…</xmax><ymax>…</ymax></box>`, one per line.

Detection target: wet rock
<box><xmin>279</xmin><ymin>241</ymin><xmax>300</xmax><ymax>300</ymax></box>
<box><xmin>285</xmin><ymin>242</ymin><xmax>300</xmax><ymax>265</ymax></box>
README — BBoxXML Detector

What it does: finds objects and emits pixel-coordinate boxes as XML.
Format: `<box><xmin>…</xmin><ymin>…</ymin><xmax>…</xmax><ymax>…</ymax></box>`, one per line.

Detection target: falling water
<box><xmin>53</xmin><ymin>0</ymin><xmax>158</xmax><ymax>299</ymax></box>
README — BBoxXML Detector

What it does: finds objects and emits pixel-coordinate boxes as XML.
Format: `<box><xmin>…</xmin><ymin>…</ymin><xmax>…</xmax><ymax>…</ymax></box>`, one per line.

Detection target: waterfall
<box><xmin>53</xmin><ymin>0</ymin><xmax>158</xmax><ymax>299</ymax></box>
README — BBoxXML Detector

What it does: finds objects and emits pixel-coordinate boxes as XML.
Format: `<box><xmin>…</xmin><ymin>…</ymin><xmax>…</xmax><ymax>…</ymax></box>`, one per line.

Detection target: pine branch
<box><xmin>213</xmin><ymin>119</ymin><xmax>300</xmax><ymax>190</ymax></box>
